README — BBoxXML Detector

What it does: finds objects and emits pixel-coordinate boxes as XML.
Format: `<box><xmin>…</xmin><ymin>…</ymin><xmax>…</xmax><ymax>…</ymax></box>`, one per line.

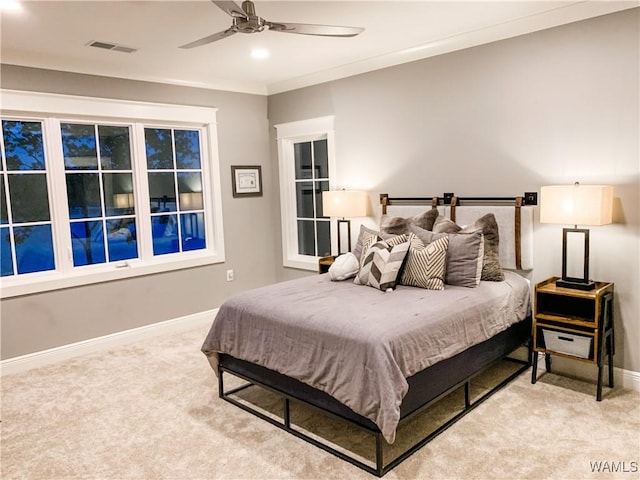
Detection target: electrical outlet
<box><xmin>226</xmin><ymin>269</ymin><xmax>234</xmax><ymax>282</ymax></box>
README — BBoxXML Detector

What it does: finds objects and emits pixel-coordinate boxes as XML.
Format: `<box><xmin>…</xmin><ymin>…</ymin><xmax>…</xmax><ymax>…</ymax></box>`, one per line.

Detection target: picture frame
<box><xmin>231</xmin><ymin>165</ymin><xmax>262</xmax><ymax>198</ymax></box>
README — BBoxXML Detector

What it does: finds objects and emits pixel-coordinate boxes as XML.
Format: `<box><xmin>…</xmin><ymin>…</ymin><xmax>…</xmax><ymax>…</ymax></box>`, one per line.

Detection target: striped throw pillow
<box><xmin>354</xmin><ymin>235</ymin><xmax>410</xmax><ymax>291</ymax></box>
<box><xmin>400</xmin><ymin>233</ymin><xmax>449</xmax><ymax>290</ymax></box>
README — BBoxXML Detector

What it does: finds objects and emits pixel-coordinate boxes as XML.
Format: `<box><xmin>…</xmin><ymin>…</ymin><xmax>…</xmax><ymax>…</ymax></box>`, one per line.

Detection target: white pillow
<box><xmin>328</xmin><ymin>253</ymin><xmax>360</xmax><ymax>281</ymax></box>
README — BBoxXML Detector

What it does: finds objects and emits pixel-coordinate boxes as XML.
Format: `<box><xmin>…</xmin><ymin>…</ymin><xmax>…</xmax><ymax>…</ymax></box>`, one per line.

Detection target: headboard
<box><xmin>379</xmin><ymin>193</ymin><xmax>537</xmax><ymax>271</ymax></box>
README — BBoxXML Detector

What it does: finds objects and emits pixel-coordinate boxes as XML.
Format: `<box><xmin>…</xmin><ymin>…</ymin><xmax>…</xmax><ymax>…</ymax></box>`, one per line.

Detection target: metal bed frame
<box><xmin>218</xmin><ymin>322</ymin><xmax>531</xmax><ymax>476</ymax></box>
<box><xmin>214</xmin><ymin>193</ymin><xmax>538</xmax><ymax>477</ymax></box>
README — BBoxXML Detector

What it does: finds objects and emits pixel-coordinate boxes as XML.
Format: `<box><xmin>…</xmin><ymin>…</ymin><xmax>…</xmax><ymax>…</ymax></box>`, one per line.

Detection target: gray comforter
<box><xmin>202</xmin><ymin>270</ymin><xmax>531</xmax><ymax>443</ymax></box>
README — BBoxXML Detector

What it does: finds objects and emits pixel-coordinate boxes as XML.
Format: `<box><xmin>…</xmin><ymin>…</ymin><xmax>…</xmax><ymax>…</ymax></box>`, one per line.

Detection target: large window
<box><xmin>276</xmin><ymin>116</ymin><xmax>335</xmax><ymax>270</ymax></box>
<box><xmin>0</xmin><ymin>90</ymin><xmax>225</xmax><ymax>298</ymax></box>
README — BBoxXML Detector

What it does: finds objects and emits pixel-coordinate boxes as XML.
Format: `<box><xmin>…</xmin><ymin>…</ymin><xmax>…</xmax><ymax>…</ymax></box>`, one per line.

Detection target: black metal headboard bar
<box><xmin>380</xmin><ymin>192</ymin><xmax>537</xmax><ymax>214</ymax></box>
<box><xmin>379</xmin><ymin>194</ymin><xmax>440</xmax><ymax>214</ymax></box>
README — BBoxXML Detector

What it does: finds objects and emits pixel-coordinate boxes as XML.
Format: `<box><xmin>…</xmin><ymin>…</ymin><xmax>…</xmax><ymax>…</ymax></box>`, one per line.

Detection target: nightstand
<box><xmin>318</xmin><ymin>256</ymin><xmax>335</xmax><ymax>274</ymax></box>
<box><xmin>531</xmin><ymin>277</ymin><xmax>614</xmax><ymax>400</ymax></box>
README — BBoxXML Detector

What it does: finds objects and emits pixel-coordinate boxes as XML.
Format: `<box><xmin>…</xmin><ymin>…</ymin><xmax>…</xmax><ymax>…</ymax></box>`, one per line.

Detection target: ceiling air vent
<box><xmin>87</xmin><ymin>40</ymin><xmax>137</xmax><ymax>53</ymax></box>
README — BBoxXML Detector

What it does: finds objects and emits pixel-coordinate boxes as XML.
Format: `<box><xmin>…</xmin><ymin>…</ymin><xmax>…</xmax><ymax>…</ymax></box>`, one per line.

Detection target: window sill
<box><xmin>283</xmin><ymin>256</ymin><xmax>320</xmax><ymax>272</ymax></box>
<box><xmin>0</xmin><ymin>251</ymin><xmax>225</xmax><ymax>299</ymax></box>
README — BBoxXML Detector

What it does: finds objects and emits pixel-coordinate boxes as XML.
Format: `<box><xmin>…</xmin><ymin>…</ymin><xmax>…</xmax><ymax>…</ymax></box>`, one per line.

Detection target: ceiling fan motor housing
<box><xmin>233</xmin><ymin>15</ymin><xmax>265</xmax><ymax>34</ymax></box>
<box><xmin>231</xmin><ymin>1</ymin><xmax>265</xmax><ymax>33</ymax></box>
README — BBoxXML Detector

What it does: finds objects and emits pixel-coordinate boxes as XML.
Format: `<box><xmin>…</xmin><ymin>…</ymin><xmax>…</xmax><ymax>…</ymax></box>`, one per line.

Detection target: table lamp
<box><xmin>540</xmin><ymin>183</ymin><xmax>613</xmax><ymax>290</ymax></box>
<box><xmin>179</xmin><ymin>192</ymin><xmax>204</xmax><ymax>211</ymax></box>
<box><xmin>322</xmin><ymin>190</ymin><xmax>368</xmax><ymax>254</ymax></box>
<box><xmin>113</xmin><ymin>192</ymin><xmax>134</xmax><ymax>210</ymax></box>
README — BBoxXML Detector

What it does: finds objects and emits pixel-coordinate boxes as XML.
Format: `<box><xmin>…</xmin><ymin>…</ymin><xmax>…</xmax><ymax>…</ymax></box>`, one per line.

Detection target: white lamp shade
<box><xmin>179</xmin><ymin>192</ymin><xmax>204</xmax><ymax>211</ymax></box>
<box><xmin>113</xmin><ymin>193</ymin><xmax>134</xmax><ymax>209</ymax></box>
<box><xmin>540</xmin><ymin>184</ymin><xmax>613</xmax><ymax>226</ymax></box>
<box><xmin>322</xmin><ymin>190</ymin><xmax>368</xmax><ymax>218</ymax></box>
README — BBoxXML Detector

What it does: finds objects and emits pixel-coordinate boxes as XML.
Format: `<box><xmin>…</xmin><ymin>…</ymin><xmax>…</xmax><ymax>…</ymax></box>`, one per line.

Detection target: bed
<box><xmin>202</xmin><ymin>193</ymin><xmax>537</xmax><ymax>476</ymax></box>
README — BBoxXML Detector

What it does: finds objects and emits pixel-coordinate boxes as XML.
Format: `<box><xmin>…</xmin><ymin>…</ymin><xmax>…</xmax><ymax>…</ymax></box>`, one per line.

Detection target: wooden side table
<box><xmin>531</xmin><ymin>277</ymin><xmax>614</xmax><ymax>400</ymax></box>
<box><xmin>318</xmin><ymin>256</ymin><xmax>335</xmax><ymax>274</ymax></box>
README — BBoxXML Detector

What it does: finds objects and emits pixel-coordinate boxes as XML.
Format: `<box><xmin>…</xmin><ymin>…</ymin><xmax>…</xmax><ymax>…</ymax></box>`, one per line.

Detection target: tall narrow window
<box><xmin>145</xmin><ymin>127</ymin><xmax>206</xmax><ymax>256</ymax></box>
<box><xmin>276</xmin><ymin>116</ymin><xmax>336</xmax><ymax>271</ymax></box>
<box><xmin>62</xmin><ymin>123</ymin><xmax>138</xmax><ymax>266</ymax></box>
<box><xmin>1</xmin><ymin>120</ymin><xmax>55</xmax><ymax>276</ymax></box>
<box><xmin>294</xmin><ymin>139</ymin><xmax>330</xmax><ymax>257</ymax></box>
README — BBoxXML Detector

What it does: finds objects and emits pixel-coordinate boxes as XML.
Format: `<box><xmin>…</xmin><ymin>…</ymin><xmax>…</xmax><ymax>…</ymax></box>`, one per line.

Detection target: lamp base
<box><xmin>337</xmin><ymin>218</ymin><xmax>352</xmax><ymax>254</ymax></box>
<box><xmin>556</xmin><ymin>278</ymin><xmax>596</xmax><ymax>291</ymax></box>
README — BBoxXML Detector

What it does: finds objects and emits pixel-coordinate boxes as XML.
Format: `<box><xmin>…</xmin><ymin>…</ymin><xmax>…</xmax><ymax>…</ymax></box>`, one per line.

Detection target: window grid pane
<box><xmin>1</xmin><ymin>119</ymin><xmax>55</xmax><ymax>277</ymax></box>
<box><xmin>2</xmin><ymin>120</ymin><xmax>46</xmax><ymax>170</ymax></box>
<box><xmin>63</xmin><ymin>122</ymin><xmax>138</xmax><ymax>266</ymax></box>
<box><xmin>107</xmin><ymin>217</ymin><xmax>138</xmax><ymax>261</ymax></box>
<box><xmin>146</xmin><ymin>128</ymin><xmax>206</xmax><ymax>256</ymax></box>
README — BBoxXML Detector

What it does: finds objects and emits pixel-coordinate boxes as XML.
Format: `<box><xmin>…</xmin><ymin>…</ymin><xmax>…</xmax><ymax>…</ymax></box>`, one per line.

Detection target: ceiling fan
<box><xmin>180</xmin><ymin>0</ymin><xmax>364</xmax><ymax>49</ymax></box>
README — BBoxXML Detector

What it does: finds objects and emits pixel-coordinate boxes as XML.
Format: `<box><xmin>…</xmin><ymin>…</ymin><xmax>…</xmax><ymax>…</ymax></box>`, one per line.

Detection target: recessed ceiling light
<box><xmin>250</xmin><ymin>48</ymin><xmax>269</xmax><ymax>60</ymax></box>
<box><xmin>0</xmin><ymin>0</ymin><xmax>23</xmax><ymax>12</ymax></box>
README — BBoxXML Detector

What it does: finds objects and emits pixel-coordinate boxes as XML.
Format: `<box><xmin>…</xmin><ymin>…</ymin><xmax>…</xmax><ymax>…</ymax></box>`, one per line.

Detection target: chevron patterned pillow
<box><xmin>354</xmin><ymin>236</ymin><xmax>410</xmax><ymax>291</ymax></box>
<box><xmin>400</xmin><ymin>233</ymin><xmax>449</xmax><ymax>290</ymax></box>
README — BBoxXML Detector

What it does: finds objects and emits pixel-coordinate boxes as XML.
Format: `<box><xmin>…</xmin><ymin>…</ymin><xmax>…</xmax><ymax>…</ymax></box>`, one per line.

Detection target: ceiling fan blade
<box><xmin>179</xmin><ymin>29</ymin><xmax>237</xmax><ymax>49</ymax></box>
<box><xmin>211</xmin><ymin>1</ymin><xmax>247</xmax><ymax>18</ymax></box>
<box><xmin>267</xmin><ymin>22</ymin><xmax>364</xmax><ymax>37</ymax></box>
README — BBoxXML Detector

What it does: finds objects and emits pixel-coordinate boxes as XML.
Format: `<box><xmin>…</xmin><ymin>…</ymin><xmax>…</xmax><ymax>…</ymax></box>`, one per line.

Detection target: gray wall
<box><xmin>0</xmin><ymin>65</ymin><xmax>277</xmax><ymax>359</ymax></box>
<box><xmin>2</xmin><ymin>9</ymin><xmax>638</xmax><ymax>375</ymax></box>
<box><xmin>268</xmin><ymin>9</ymin><xmax>640</xmax><ymax>373</ymax></box>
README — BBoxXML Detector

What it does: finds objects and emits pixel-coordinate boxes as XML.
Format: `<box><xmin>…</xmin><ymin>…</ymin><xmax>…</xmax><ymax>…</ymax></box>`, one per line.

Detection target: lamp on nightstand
<box><xmin>322</xmin><ymin>190</ymin><xmax>368</xmax><ymax>255</ymax></box>
<box><xmin>540</xmin><ymin>183</ymin><xmax>613</xmax><ymax>290</ymax></box>
<box><xmin>113</xmin><ymin>192</ymin><xmax>134</xmax><ymax>211</ymax></box>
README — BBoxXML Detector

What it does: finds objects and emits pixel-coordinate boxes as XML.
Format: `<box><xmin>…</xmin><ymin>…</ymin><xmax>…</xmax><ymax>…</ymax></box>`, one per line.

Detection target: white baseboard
<box><xmin>535</xmin><ymin>353</ymin><xmax>640</xmax><ymax>393</ymax></box>
<box><xmin>0</xmin><ymin>308</ymin><xmax>218</xmax><ymax>377</ymax></box>
<box><xmin>619</xmin><ymin>368</ymin><xmax>640</xmax><ymax>392</ymax></box>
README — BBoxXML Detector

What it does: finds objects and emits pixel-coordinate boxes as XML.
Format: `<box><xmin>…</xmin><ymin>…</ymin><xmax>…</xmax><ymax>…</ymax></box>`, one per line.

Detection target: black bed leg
<box><xmin>464</xmin><ymin>382</ymin><xmax>471</xmax><ymax>408</ymax></box>
<box><xmin>375</xmin><ymin>433</ymin><xmax>384</xmax><ymax>477</ymax></box>
<box><xmin>531</xmin><ymin>351</ymin><xmax>538</xmax><ymax>384</ymax></box>
<box><xmin>284</xmin><ymin>398</ymin><xmax>291</xmax><ymax>428</ymax></box>
<box><xmin>218</xmin><ymin>368</ymin><xmax>225</xmax><ymax>398</ymax></box>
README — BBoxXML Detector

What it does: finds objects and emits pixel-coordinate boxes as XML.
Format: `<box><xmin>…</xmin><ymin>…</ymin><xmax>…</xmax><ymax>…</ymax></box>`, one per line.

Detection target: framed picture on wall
<box><xmin>231</xmin><ymin>165</ymin><xmax>262</xmax><ymax>197</ymax></box>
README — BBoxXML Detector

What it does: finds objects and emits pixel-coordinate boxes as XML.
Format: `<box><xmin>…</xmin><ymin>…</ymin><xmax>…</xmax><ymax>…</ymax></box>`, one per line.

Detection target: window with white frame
<box><xmin>1</xmin><ymin>119</ymin><xmax>55</xmax><ymax>276</ymax></box>
<box><xmin>275</xmin><ymin>116</ymin><xmax>335</xmax><ymax>270</ymax></box>
<box><xmin>0</xmin><ymin>90</ymin><xmax>225</xmax><ymax>298</ymax></box>
<box><xmin>61</xmin><ymin>122</ymin><xmax>140</xmax><ymax>266</ymax></box>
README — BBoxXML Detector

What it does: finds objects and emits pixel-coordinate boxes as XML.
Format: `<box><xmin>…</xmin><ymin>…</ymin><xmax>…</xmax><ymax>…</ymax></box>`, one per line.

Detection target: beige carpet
<box><xmin>1</xmin><ymin>323</ymin><xmax>638</xmax><ymax>480</ymax></box>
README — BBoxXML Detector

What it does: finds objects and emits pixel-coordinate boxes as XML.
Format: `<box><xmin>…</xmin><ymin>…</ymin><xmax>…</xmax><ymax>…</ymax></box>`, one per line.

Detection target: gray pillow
<box><xmin>354</xmin><ymin>235</ymin><xmax>410</xmax><ymax>291</ymax></box>
<box><xmin>353</xmin><ymin>224</ymin><xmax>400</xmax><ymax>261</ymax></box>
<box><xmin>380</xmin><ymin>208</ymin><xmax>439</xmax><ymax>235</ymax></box>
<box><xmin>432</xmin><ymin>213</ymin><xmax>504</xmax><ymax>281</ymax></box>
<box><xmin>409</xmin><ymin>225</ymin><xmax>484</xmax><ymax>287</ymax></box>
<box><xmin>353</xmin><ymin>225</ymin><xmax>381</xmax><ymax>262</ymax></box>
